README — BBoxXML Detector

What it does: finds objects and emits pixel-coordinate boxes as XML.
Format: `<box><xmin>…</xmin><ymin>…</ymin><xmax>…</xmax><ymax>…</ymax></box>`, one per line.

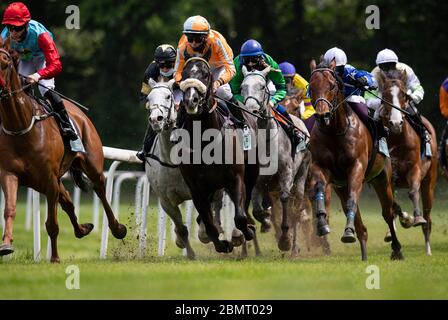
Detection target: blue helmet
<box><xmin>279</xmin><ymin>62</ymin><xmax>296</xmax><ymax>76</ymax></box>
<box><xmin>240</xmin><ymin>39</ymin><xmax>264</xmax><ymax>57</ymax></box>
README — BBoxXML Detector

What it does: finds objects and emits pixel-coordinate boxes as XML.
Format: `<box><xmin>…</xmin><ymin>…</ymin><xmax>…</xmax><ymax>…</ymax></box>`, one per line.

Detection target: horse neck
<box><xmin>330</xmin><ymin>95</ymin><xmax>349</xmax><ymax>133</ymax></box>
<box><xmin>0</xmin><ymin>71</ymin><xmax>34</xmax><ymax>132</ymax></box>
<box><xmin>158</xmin><ymin>126</ymin><xmax>175</xmax><ymax>162</ymax></box>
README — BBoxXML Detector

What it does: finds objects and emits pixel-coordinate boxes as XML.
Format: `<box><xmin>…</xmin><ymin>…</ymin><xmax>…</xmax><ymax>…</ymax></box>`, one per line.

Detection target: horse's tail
<box><xmin>69</xmin><ymin>167</ymin><xmax>90</xmax><ymax>193</ymax></box>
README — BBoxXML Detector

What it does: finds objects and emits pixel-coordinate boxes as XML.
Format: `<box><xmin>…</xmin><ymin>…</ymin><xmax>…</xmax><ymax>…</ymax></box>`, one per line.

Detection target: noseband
<box><xmin>310</xmin><ymin>68</ymin><xmax>343</xmax><ymax>114</ymax></box>
<box><xmin>181</xmin><ymin>57</ymin><xmax>213</xmax><ymax>110</ymax></box>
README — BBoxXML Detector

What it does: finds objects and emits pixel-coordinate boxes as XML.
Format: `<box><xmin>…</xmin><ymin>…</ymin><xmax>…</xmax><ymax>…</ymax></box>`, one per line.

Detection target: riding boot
<box><xmin>226</xmin><ymin>96</ymin><xmax>246</xmax><ymax>128</ymax></box>
<box><xmin>406</xmin><ymin>104</ymin><xmax>431</xmax><ymax>156</ymax></box>
<box><xmin>278</xmin><ymin>107</ymin><xmax>303</xmax><ymax>149</ymax></box>
<box><xmin>44</xmin><ymin>91</ymin><xmax>78</xmax><ymax>141</ymax></box>
<box><xmin>136</xmin><ymin>124</ymin><xmax>156</xmax><ymax>162</ymax></box>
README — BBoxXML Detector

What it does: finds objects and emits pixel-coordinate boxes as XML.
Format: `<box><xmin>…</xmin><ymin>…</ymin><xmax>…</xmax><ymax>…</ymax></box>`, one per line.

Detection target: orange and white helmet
<box><xmin>183</xmin><ymin>15</ymin><xmax>210</xmax><ymax>35</ymax></box>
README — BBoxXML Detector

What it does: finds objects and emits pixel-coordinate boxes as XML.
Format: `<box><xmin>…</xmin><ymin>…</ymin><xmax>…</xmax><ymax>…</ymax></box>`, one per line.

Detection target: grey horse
<box><xmin>240</xmin><ymin>66</ymin><xmax>312</xmax><ymax>256</ymax></box>
<box><xmin>144</xmin><ymin>79</ymin><xmax>244</xmax><ymax>259</ymax></box>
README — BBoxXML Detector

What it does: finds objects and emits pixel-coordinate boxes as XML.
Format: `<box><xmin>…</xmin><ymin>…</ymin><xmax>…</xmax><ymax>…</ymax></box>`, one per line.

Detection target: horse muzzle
<box><xmin>316</xmin><ymin>112</ymin><xmax>332</xmax><ymax>126</ymax></box>
<box><xmin>388</xmin><ymin>120</ymin><xmax>404</xmax><ymax>134</ymax></box>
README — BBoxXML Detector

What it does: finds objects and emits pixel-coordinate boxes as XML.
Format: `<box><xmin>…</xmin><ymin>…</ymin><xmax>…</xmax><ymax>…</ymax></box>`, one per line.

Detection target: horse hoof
<box><xmin>412</xmin><ymin>216</ymin><xmax>427</xmax><ymax>227</ymax></box>
<box><xmin>175</xmin><ymin>238</ymin><xmax>186</xmax><ymax>249</ymax></box>
<box><xmin>198</xmin><ymin>233</ymin><xmax>211</xmax><ymax>244</ymax></box>
<box><xmin>260</xmin><ymin>220</ymin><xmax>272</xmax><ymax>233</ymax></box>
<box><xmin>278</xmin><ymin>236</ymin><xmax>292</xmax><ymax>252</ymax></box>
<box><xmin>215</xmin><ymin>240</ymin><xmax>233</xmax><ymax>253</ymax></box>
<box><xmin>399</xmin><ymin>212</ymin><xmax>414</xmax><ymax>229</ymax></box>
<box><xmin>111</xmin><ymin>223</ymin><xmax>127</xmax><ymax>239</ymax></box>
<box><xmin>0</xmin><ymin>244</ymin><xmax>14</xmax><ymax>256</ymax></box>
<box><xmin>391</xmin><ymin>251</ymin><xmax>404</xmax><ymax>260</ymax></box>
<box><xmin>317</xmin><ymin>224</ymin><xmax>330</xmax><ymax>237</ymax></box>
<box><xmin>50</xmin><ymin>257</ymin><xmax>61</xmax><ymax>263</ymax></box>
<box><xmin>341</xmin><ymin>228</ymin><xmax>357</xmax><ymax>243</ymax></box>
<box><xmin>76</xmin><ymin>223</ymin><xmax>94</xmax><ymax>238</ymax></box>
<box><xmin>231</xmin><ymin>234</ymin><xmax>245</xmax><ymax>247</ymax></box>
<box><xmin>244</xmin><ymin>225</ymin><xmax>255</xmax><ymax>241</ymax></box>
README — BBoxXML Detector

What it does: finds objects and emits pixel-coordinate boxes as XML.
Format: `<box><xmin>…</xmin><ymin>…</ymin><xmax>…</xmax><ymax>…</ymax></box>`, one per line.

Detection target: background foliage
<box><xmin>1</xmin><ymin>0</ymin><xmax>447</xmax><ymax>149</ymax></box>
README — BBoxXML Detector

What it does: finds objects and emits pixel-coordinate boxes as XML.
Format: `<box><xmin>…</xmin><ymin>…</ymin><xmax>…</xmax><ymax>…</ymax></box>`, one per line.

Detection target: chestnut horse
<box><xmin>308</xmin><ymin>59</ymin><xmax>406</xmax><ymax>260</ymax></box>
<box><xmin>377</xmin><ymin>71</ymin><xmax>437</xmax><ymax>255</ymax></box>
<box><xmin>178</xmin><ymin>57</ymin><xmax>259</xmax><ymax>254</ymax></box>
<box><xmin>0</xmin><ymin>45</ymin><xmax>126</xmax><ymax>262</ymax></box>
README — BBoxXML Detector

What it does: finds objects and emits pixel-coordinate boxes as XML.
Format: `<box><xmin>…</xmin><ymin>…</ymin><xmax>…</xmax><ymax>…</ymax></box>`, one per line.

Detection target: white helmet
<box><xmin>324</xmin><ymin>47</ymin><xmax>347</xmax><ymax>67</ymax></box>
<box><xmin>376</xmin><ymin>49</ymin><xmax>399</xmax><ymax>65</ymax></box>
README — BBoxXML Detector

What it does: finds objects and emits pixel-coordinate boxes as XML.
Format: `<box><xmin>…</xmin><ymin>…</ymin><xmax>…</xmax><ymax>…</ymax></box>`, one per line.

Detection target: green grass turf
<box><xmin>1</xmin><ymin>188</ymin><xmax>447</xmax><ymax>299</ymax></box>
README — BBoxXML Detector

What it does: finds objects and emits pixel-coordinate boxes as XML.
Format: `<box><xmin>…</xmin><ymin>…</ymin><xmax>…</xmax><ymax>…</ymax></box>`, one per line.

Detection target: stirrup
<box><xmin>62</xmin><ymin>126</ymin><xmax>78</xmax><ymax>141</ymax></box>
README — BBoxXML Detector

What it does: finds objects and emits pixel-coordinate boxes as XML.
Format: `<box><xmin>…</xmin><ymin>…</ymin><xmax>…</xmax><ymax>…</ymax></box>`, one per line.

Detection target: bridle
<box><xmin>310</xmin><ymin>68</ymin><xmax>345</xmax><ymax>114</ymax></box>
<box><xmin>182</xmin><ymin>57</ymin><xmax>213</xmax><ymax>111</ymax></box>
<box><xmin>0</xmin><ymin>48</ymin><xmax>48</xmax><ymax>136</ymax></box>
<box><xmin>147</xmin><ymin>84</ymin><xmax>175</xmax><ymax>130</ymax></box>
<box><xmin>242</xmin><ymin>71</ymin><xmax>271</xmax><ymax>116</ymax></box>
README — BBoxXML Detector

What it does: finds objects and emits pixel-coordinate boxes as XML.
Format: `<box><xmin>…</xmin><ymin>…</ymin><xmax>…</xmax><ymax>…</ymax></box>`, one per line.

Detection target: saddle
<box><xmin>404</xmin><ymin>113</ymin><xmax>431</xmax><ymax>158</ymax></box>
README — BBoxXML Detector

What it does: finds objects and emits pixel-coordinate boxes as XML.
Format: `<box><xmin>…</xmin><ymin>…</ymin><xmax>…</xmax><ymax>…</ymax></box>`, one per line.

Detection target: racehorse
<box><xmin>308</xmin><ymin>58</ymin><xmax>408</xmax><ymax>261</ymax></box>
<box><xmin>178</xmin><ymin>57</ymin><xmax>259</xmax><ymax>254</ymax></box>
<box><xmin>377</xmin><ymin>70</ymin><xmax>437</xmax><ymax>255</ymax></box>
<box><xmin>0</xmin><ymin>41</ymin><xmax>126</xmax><ymax>262</ymax></box>
<box><xmin>144</xmin><ymin>78</ymin><xmax>245</xmax><ymax>259</ymax></box>
<box><xmin>240</xmin><ymin>65</ymin><xmax>311</xmax><ymax>256</ymax></box>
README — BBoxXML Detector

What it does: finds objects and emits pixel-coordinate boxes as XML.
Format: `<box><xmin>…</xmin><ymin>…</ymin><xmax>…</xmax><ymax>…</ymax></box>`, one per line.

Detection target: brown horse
<box><xmin>0</xmin><ymin>44</ymin><xmax>126</xmax><ymax>262</ymax></box>
<box><xmin>308</xmin><ymin>59</ymin><xmax>406</xmax><ymax>261</ymax></box>
<box><xmin>377</xmin><ymin>71</ymin><xmax>437</xmax><ymax>255</ymax></box>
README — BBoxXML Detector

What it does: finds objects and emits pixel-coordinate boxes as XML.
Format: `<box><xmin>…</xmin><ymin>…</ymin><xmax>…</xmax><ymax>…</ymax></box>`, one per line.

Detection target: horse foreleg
<box><xmin>193</xmin><ymin>192</ymin><xmax>232</xmax><ymax>253</ymax></box>
<box><xmin>58</xmin><ymin>182</ymin><xmax>93</xmax><ymax>238</ymax></box>
<box><xmin>371</xmin><ymin>167</ymin><xmax>404</xmax><ymax>260</ymax></box>
<box><xmin>45</xmin><ymin>179</ymin><xmax>61</xmax><ymax>263</ymax></box>
<box><xmin>0</xmin><ymin>173</ymin><xmax>18</xmax><ymax>256</ymax></box>
<box><xmin>160</xmin><ymin>198</ymin><xmax>195</xmax><ymax>260</ymax></box>
<box><xmin>229</xmin><ymin>175</ymin><xmax>254</xmax><ymax>241</ymax></box>
<box><xmin>407</xmin><ymin>167</ymin><xmax>427</xmax><ymax>226</ymax></box>
<box><xmin>421</xmin><ymin>167</ymin><xmax>436</xmax><ymax>256</ymax></box>
<box><xmin>308</xmin><ymin>166</ymin><xmax>330</xmax><ymax>236</ymax></box>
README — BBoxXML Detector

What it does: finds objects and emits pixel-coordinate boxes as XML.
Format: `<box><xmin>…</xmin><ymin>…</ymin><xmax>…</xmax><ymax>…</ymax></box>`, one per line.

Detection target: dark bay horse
<box><xmin>308</xmin><ymin>59</ymin><xmax>405</xmax><ymax>260</ymax></box>
<box><xmin>0</xmin><ymin>45</ymin><xmax>126</xmax><ymax>262</ymax></box>
<box><xmin>178</xmin><ymin>57</ymin><xmax>259</xmax><ymax>253</ymax></box>
<box><xmin>377</xmin><ymin>71</ymin><xmax>437</xmax><ymax>255</ymax></box>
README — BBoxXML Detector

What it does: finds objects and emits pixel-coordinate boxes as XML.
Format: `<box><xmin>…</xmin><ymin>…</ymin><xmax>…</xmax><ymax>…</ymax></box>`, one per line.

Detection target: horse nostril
<box><xmin>400</xmin><ymin>120</ymin><xmax>404</xmax><ymax>126</ymax></box>
<box><xmin>192</xmin><ymin>97</ymin><xmax>199</xmax><ymax>104</ymax></box>
<box><xmin>157</xmin><ymin>116</ymin><xmax>163</xmax><ymax>122</ymax></box>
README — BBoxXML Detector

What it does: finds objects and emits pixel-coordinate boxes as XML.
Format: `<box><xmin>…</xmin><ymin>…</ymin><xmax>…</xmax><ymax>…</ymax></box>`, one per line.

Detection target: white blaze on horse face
<box><xmin>147</xmin><ymin>86</ymin><xmax>172</xmax><ymax>131</ymax></box>
<box><xmin>242</xmin><ymin>71</ymin><xmax>267</xmax><ymax>114</ymax></box>
<box><xmin>185</xmin><ymin>88</ymin><xmax>199</xmax><ymax>114</ymax></box>
<box><xmin>389</xmin><ymin>85</ymin><xmax>404</xmax><ymax>132</ymax></box>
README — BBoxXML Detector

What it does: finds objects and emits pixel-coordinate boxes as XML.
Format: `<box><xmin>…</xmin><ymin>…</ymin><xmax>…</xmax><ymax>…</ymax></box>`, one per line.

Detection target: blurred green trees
<box><xmin>1</xmin><ymin>0</ymin><xmax>447</xmax><ymax>148</ymax></box>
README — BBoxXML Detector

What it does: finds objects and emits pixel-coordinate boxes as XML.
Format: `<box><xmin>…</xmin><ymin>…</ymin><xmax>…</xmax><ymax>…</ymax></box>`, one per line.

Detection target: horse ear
<box><xmin>167</xmin><ymin>78</ymin><xmax>175</xmax><ymax>90</ymax></box>
<box><xmin>148</xmin><ymin>78</ymin><xmax>157</xmax><ymax>89</ymax></box>
<box><xmin>400</xmin><ymin>69</ymin><xmax>407</xmax><ymax>84</ymax></box>
<box><xmin>242</xmin><ymin>65</ymin><xmax>248</xmax><ymax>77</ymax></box>
<box><xmin>310</xmin><ymin>59</ymin><xmax>316</xmax><ymax>72</ymax></box>
<box><xmin>329</xmin><ymin>58</ymin><xmax>336</xmax><ymax>70</ymax></box>
<box><xmin>261</xmin><ymin>66</ymin><xmax>271</xmax><ymax>77</ymax></box>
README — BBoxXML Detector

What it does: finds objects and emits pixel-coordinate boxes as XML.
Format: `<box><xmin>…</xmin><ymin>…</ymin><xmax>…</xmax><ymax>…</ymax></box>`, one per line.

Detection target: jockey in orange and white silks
<box><xmin>173</xmin><ymin>15</ymin><xmax>235</xmax><ymax>102</ymax></box>
<box><xmin>1</xmin><ymin>2</ymin><xmax>77</xmax><ymax>140</ymax></box>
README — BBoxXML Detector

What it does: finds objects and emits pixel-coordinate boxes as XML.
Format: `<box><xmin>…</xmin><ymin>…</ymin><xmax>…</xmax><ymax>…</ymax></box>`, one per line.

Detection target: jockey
<box><xmin>136</xmin><ymin>44</ymin><xmax>177</xmax><ymax>162</ymax></box>
<box><xmin>367</xmin><ymin>49</ymin><xmax>428</xmax><ymax>144</ymax></box>
<box><xmin>438</xmin><ymin>77</ymin><xmax>448</xmax><ymax>168</ymax></box>
<box><xmin>322</xmin><ymin>47</ymin><xmax>388</xmax><ymax>140</ymax></box>
<box><xmin>0</xmin><ymin>2</ymin><xmax>77</xmax><ymax>140</ymax></box>
<box><xmin>173</xmin><ymin>15</ymin><xmax>235</xmax><ymax>128</ymax></box>
<box><xmin>230</xmin><ymin>39</ymin><xmax>287</xmax><ymax>119</ymax></box>
<box><xmin>278</xmin><ymin>61</ymin><xmax>315</xmax><ymax>132</ymax></box>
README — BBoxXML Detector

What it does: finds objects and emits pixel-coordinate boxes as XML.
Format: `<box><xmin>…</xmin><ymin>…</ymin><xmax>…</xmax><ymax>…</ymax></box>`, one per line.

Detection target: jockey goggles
<box><xmin>7</xmin><ymin>24</ymin><xmax>27</xmax><ymax>32</ymax></box>
<box><xmin>186</xmin><ymin>34</ymin><xmax>206</xmax><ymax>44</ymax></box>
<box><xmin>157</xmin><ymin>61</ymin><xmax>175</xmax><ymax>69</ymax></box>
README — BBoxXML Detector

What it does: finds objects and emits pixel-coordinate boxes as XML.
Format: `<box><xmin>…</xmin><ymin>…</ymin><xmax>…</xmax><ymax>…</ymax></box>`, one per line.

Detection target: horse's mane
<box><xmin>316</xmin><ymin>59</ymin><xmax>331</xmax><ymax>69</ymax></box>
